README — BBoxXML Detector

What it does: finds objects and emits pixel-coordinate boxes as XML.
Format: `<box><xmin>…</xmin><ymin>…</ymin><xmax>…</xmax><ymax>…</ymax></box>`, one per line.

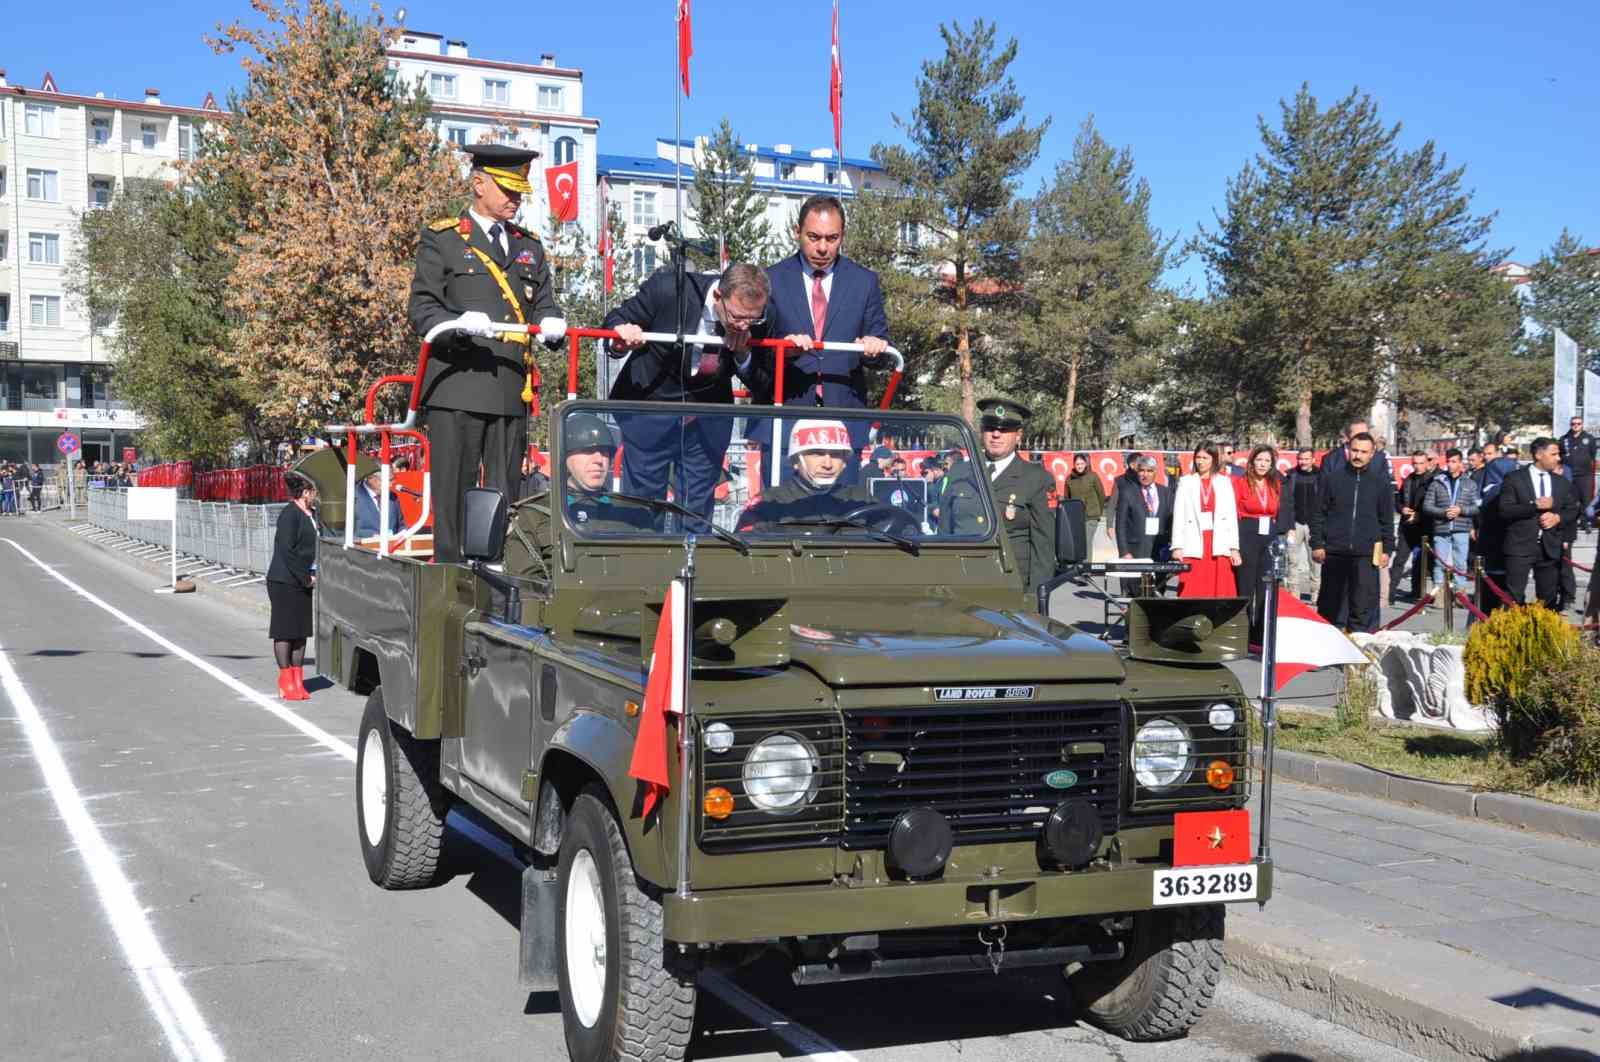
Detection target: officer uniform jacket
<box><xmin>942</xmin><ymin>456</ymin><xmax>1056</xmax><ymax>594</ymax></box>
<box><xmin>407</xmin><ymin>215</ymin><xmax>560</xmax><ymax>417</ymax></box>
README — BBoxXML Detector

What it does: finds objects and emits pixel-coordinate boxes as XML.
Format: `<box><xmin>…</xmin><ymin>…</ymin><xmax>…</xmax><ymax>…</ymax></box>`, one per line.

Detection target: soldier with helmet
<box><xmin>737</xmin><ymin>419</ymin><xmax>877</xmax><ymax>531</ymax></box>
<box><xmin>407</xmin><ymin>143</ymin><xmax>568</xmax><ymax>562</ymax></box>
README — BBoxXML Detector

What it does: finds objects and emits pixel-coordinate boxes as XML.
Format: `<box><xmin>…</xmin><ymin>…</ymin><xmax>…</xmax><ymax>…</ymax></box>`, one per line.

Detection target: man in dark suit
<box><xmin>1497</xmin><ymin>437</ymin><xmax>1579</xmax><ymax>610</ymax></box>
<box><xmin>748</xmin><ymin>195</ymin><xmax>889</xmax><ymax>480</ymax></box>
<box><xmin>352</xmin><ymin>470</ymin><xmax>405</xmax><ymax>540</ymax></box>
<box><xmin>407</xmin><ymin>144</ymin><xmax>565</xmax><ymax>562</ymax></box>
<box><xmin>602</xmin><ymin>262</ymin><xmax>771</xmax><ymax>519</ymax></box>
<box><xmin>1114</xmin><ymin>455</ymin><xmax>1174</xmax><ymax>597</ymax></box>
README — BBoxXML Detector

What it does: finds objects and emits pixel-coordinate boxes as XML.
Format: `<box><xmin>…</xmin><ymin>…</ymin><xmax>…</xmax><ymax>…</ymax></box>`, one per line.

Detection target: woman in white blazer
<box><xmin>1171</xmin><ymin>441</ymin><xmax>1242</xmax><ymax>597</ymax></box>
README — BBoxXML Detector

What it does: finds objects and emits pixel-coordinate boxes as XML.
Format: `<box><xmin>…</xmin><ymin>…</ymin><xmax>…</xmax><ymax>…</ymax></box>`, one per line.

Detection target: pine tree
<box><xmin>1527</xmin><ymin>230</ymin><xmax>1600</xmax><ymax>355</ymax></box>
<box><xmin>874</xmin><ymin>20</ymin><xmax>1046</xmax><ymax>424</ymax></box>
<box><xmin>687</xmin><ymin>118</ymin><xmax>774</xmax><ymax>269</ymax></box>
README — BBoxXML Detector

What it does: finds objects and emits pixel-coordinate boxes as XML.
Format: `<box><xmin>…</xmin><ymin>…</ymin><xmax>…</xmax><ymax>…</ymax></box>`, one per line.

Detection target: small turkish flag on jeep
<box><xmin>1172</xmin><ymin>809</ymin><xmax>1251</xmax><ymax>866</ymax></box>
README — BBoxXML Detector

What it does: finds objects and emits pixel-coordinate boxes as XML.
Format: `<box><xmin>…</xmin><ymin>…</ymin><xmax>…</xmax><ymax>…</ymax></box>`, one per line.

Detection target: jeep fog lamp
<box><xmin>704</xmin><ymin>721</ymin><xmax>735</xmax><ymax>754</ymax></box>
<box><xmin>1133</xmin><ymin>719</ymin><xmax>1191</xmax><ymax>790</ymax></box>
<box><xmin>742</xmin><ymin>734</ymin><xmax>818</xmax><ymax>812</ymax></box>
<box><xmin>703</xmin><ymin>787</ymin><xmax>735</xmax><ymax>819</ymax></box>
<box><xmin>1206</xmin><ymin>760</ymin><xmax>1235</xmax><ymax>791</ymax></box>
<box><xmin>1208</xmin><ymin>702</ymin><xmax>1236</xmax><ymax>731</ymax></box>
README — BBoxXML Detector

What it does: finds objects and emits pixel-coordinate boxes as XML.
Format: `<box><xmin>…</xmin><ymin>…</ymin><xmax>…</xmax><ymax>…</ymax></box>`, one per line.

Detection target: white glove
<box><xmin>455</xmin><ymin>311</ymin><xmax>496</xmax><ymax>338</ymax></box>
<box><xmin>538</xmin><ymin>316</ymin><xmax>568</xmax><ymax>344</ymax></box>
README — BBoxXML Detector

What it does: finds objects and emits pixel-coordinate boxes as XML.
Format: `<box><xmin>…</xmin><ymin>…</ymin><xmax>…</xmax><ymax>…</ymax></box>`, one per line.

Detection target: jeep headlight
<box><xmin>1208</xmin><ymin>702</ymin><xmax>1237</xmax><ymax>732</ymax></box>
<box><xmin>742</xmin><ymin>733</ymin><xmax>818</xmax><ymax>812</ymax></box>
<box><xmin>1133</xmin><ymin>718</ymin><xmax>1192</xmax><ymax>790</ymax></box>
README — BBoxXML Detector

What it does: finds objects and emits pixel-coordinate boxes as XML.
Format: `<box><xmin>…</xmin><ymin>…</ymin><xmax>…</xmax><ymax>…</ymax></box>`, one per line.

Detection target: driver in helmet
<box><xmin>737</xmin><ymin>419</ymin><xmax>877</xmax><ymax>531</ymax></box>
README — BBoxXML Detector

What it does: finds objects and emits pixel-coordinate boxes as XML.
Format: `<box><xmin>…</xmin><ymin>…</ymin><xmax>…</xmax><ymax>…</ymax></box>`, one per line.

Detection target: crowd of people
<box><xmin>0</xmin><ymin>463</ymin><xmax>47</xmax><ymax>514</ymax></box>
<box><xmin>1092</xmin><ymin>414</ymin><xmax>1596</xmax><ymax>642</ymax></box>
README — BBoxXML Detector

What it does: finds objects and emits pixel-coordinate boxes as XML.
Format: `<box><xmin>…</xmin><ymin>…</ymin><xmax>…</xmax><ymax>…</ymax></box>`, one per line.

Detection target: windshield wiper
<box><xmin>775</xmin><ymin>515</ymin><xmax>921</xmax><ymax>554</ymax></box>
<box><xmin>602</xmin><ymin>492</ymin><xmax>752</xmax><ymax>555</ymax></box>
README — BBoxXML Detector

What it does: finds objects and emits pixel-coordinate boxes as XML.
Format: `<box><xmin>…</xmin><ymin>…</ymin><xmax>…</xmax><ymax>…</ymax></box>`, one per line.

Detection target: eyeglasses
<box><xmin>722</xmin><ymin>308</ymin><xmax>767</xmax><ymax>327</ymax></box>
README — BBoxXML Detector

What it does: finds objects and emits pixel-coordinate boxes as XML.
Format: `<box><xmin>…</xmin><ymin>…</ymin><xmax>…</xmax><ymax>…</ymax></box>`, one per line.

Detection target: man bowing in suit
<box><xmin>749</xmin><ymin>195</ymin><xmax>889</xmax><ymax>479</ymax></box>
<box><xmin>603</xmin><ymin>262</ymin><xmax>772</xmax><ymax>519</ymax></box>
<box><xmin>1497</xmin><ymin>436</ymin><xmax>1579</xmax><ymax>610</ymax></box>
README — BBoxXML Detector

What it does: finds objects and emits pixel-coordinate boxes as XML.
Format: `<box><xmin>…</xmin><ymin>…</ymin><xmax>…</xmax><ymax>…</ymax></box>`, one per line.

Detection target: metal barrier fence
<box><xmin>83</xmin><ymin>487</ymin><xmax>285</xmax><ymax>584</ymax></box>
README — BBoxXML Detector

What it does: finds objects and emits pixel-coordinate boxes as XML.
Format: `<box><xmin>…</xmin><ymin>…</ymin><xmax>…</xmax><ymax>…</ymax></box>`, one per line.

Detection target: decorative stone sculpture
<box><xmin>1349</xmin><ymin>630</ymin><xmax>1496</xmax><ymax>732</ymax></box>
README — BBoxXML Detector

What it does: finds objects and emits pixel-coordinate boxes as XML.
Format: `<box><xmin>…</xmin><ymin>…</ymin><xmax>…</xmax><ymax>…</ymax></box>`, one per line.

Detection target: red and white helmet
<box><xmin>788</xmin><ymin>419</ymin><xmax>853</xmax><ymax>456</ymax></box>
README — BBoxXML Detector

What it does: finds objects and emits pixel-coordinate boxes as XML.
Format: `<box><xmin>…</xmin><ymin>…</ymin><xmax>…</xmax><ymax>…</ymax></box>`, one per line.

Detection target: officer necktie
<box><xmin>810</xmin><ymin>270</ymin><xmax>828</xmax><ymax>400</ymax></box>
<box><xmin>988</xmin><ymin>461</ymin><xmax>998</xmax><ymax>481</ymax></box>
<box><xmin>488</xmin><ymin>222</ymin><xmax>507</xmax><ymax>265</ymax></box>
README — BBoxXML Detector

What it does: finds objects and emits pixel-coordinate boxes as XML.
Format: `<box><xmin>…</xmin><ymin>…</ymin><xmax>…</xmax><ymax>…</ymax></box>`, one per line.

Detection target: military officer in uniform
<box><xmin>408</xmin><ymin>143</ymin><xmax>566</xmax><ymax>562</ymax></box>
<box><xmin>940</xmin><ymin>398</ymin><xmax>1057</xmax><ymax>596</ymax></box>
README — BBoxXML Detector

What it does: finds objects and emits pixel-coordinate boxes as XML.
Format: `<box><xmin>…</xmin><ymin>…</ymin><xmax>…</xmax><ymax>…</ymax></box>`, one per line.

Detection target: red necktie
<box><xmin>810</xmin><ymin>270</ymin><xmax>828</xmax><ymax>400</ymax></box>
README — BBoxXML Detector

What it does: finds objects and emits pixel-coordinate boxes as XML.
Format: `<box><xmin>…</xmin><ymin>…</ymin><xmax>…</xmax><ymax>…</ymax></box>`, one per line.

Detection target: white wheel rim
<box><xmin>565</xmin><ymin>848</ymin><xmax>607</xmax><ymax>1028</ymax></box>
<box><xmin>360</xmin><ymin>728</ymin><xmax>388</xmax><ymax>848</ymax></box>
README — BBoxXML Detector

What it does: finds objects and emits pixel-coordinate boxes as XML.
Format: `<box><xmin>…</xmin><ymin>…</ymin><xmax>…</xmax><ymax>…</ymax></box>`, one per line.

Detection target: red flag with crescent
<box><xmin>545</xmin><ymin>161</ymin><xmax>580</xmax><ymax>223</ymax></box>
<box><xmin>628</xmin><ymin>580</ymin><xmax>686</xmax><ymax>819</ymax></box>
<box><xmin>829</xmin><ymin>0</ymin><xmax>843</xmax><ymax>160</ymax></box>
<box><xmin>678</xmin><ymin>0</ymin><xmax>693</xmax><ymax>97</ymax></box>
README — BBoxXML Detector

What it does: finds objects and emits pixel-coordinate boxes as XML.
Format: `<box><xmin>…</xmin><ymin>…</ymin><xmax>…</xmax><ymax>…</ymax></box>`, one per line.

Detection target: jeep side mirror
<box><xmin>1055</xmin><ymin>497</ymin><xmax>1087</xmax><ymax>566</ymax></box>
<box><xmin>462</xmin><ymin>488</ymin><xmax>509</xmax><ymax>563</ymax></box>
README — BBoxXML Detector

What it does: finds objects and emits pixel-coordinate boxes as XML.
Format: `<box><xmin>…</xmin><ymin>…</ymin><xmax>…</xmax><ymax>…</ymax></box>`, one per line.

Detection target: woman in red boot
<box><xmin>268</xmin><ymin>472</ymin><xmax>319</xmax><ymax>700</ymax></box>
<box><xmin>1171</xmin><ymin>441</ymin><xmax>1241</xmax><ymax>598</ymax></box>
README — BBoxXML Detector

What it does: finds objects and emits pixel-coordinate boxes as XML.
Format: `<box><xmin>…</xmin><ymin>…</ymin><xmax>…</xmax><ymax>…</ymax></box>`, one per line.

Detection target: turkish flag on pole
<box><xmin>545</xmin><ymin>161</ymin><xmax>580</xmax><ymax>223</ymax></box>
<box><xmin>598</xmin><ymin>178</ymin><xmax>614</xmax><ymax>294</ymax></box>
<box><xmin>677</xmin><ymin>0</ymin><xmax>693</xmax><ymax>97</ymax></box>
<box><xmin>1273</xmin><ymin>588</ymin><xmax>1368</xmax><ymax>690</ymax></box>
<box><xmin>829</xmin><ymin>0</ymin><xmax>843</xmax><ymax>160</ymax></box>
<box><xmin>628</xmin><ymin>580</ymin><xmax>687</xmax><ymax>818</ymax></box>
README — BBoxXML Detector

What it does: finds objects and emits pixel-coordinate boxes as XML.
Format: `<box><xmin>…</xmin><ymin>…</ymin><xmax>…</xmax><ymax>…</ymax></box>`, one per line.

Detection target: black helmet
<box><xmin>565</xmin><ymin>411</ymin><xmax>617</xmax><ymax>454</ymax></box>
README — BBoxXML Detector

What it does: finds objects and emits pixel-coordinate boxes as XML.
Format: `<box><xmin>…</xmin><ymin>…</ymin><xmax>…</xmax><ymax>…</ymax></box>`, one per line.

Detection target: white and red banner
<box><xmin>829</xmin><ymin>0</ymin><xmax>844</xmax><ymax>160</ymax></box>
<box><xmin>677</xmin><ymin>0</ymin><xmax>693</xmax><ymax>97</ymax></box>
<box><xmin>1272</xmin><ymin>588</ymin><xmax>1368</xmax><ymax>690</ymax></box>
<box><xmin>545</xmin><ymin>161</ymin><xmax>580</xmax><ymax>223</ymax></box>
<box><xmin>628</xmin><ymin>579</ymin><xmax>687</xmax><ymax>818</ymax></box>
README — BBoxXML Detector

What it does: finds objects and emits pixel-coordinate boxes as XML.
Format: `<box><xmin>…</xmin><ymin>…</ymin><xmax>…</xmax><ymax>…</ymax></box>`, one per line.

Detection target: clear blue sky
<box><xmin>8</xmin><ymin>0</ymin><xmax>1595</xmax><ymax>288</ymax></box>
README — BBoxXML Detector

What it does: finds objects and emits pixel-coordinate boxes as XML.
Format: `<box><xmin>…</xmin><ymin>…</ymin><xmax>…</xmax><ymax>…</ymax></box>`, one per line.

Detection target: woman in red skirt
<box><xmin>1171</xmin><ymin>441</ymin><xmax>1241</xmax><ymax>597</ymax></box>
<box><xmin>1233</xmin><ymin>445</ymin><xmax>1292</xmax><ymax>645</ymax></box>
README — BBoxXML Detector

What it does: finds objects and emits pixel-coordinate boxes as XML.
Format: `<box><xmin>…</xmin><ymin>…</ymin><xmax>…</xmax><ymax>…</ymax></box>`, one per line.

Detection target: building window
<box><xmin>30</xmin><ymin>296</ymin><xmax>62</xmax><ymax>328</ymax></box>
<box><xmin>445</xmin><ymin>126</ymin><xmax>468</xmax><ymax>147</ymax></box>
<box><xmin>178</xmin><ymin>124</ymin><xmax>194</xmax><ymax>161</ymax></box>
<box><xmin>778</xmin><ymin>162</ymin><xmax>796</xmax><ymax>181</ymax></box>
<box><xmin>429</xmin><ymin>72</ymin><xmax>457</xmax><ymax>99</ymax></box>
<box><xmin>632</xmin><ymin>190</ymin><xmax>658</xmax><ymax>228</ymax></box>
<box><xmin>553</xmin><ymin>136</ymin><xmax>577</xmax><ymax>165</ymax></box>
<box><xmin>0</xmin><ymin>296</ymin><xmax>8</xmax><ymax>334</ymax></box>
<box><xmin>0</xmin><ymin>231</ymin><xmax>7</xmax><ymax>261</ymax></box>
<box><xmin>898</xmin><ymin>220</ymin><xmax>920</xmax><ymax>250</ymax></box>
<box><xmin>24</xmin><ymin>103</ymin><xmax>58</xmax><ymax>137</ymax></box>
<box><xmin>28</xmin><ymin>232</ymin><xmax>62</xmax><ymax>266</ymax></box>
<box><xmin>497</xmin><ymin>128</ymin><xmax>520</xmax><ymax>146</ymax></box>
<box><xmin>21</xmin><ymin>363</ymin><xmax>59</xmax><ymax>402</ymax></box>
<box><xmin>26</xmin><ymin>169</ymin><xmax>59</xmax><ymax>202</ymax></box>
<box><xmin>483</xmin><ymin>78</ymin><xmax>510</xmax><ymax>105</ymax></box>
<box><xmin>90</xmin><ymin>115</ymin><xmax>113</xmax><ymax>147</ymax></box>
<box><xmin>632</xmin><ymin>246</ymin><xmax>658</xmax><ymax>276</ymax></box>
<box><xmin>0</xmin><ymin>167</ymin><xmax>5</xmax><ymax>197</ymax></box>
<box><xmin>538</xmin><ymin>85</ymin><xmax>563</xmax><ymax>111</ymax></box>
<box><xmin>141</xmin><ymin>122</ymin><xmax>159</xmax><ymax>151</ymax></box>
<box><xmin>90</xmin><ymin>178</ymin><xmax>114</xmax><ymax>208</ymax></box>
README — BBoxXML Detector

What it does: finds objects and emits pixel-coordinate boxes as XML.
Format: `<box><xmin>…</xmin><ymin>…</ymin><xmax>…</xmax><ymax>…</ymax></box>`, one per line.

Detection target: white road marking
<box><xmin>0</xmin><ymin>646</ymin><xmax>227</xmax><ymax>1062</ymax></box>
<box><xmin>12</xmin><ymin>537</ymin><xmax>860</xmax><ymax>1058</ymax></box>
<box><xmin>701</xmin><ymin>970</ymin><xmax>861</xmax><ymax>1062</ymax></box>
<box><xmin>3</xmin><ymin>540</ymin><xmax>356</xmax><ymax>762</ymax></box>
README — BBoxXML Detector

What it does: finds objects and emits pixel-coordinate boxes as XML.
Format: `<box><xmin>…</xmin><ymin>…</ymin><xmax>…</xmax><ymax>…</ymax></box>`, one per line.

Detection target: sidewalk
<box><xmin>1230</xmin><ymin>780</ymin><xmax>1600</xmax><ymax>1059</ymax></box>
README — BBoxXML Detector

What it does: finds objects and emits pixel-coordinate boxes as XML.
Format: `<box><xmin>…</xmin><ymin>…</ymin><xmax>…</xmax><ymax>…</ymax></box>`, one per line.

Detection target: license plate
<box><xmin>1152</xmin><ymin>864</ymin><xmax>1258</xmax><ymax>905</ymax></box>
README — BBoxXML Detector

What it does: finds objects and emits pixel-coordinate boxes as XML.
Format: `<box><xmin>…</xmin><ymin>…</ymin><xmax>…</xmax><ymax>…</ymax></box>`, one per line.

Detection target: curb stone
<box><xmin>1264</xmin><ymin>748</ymin><xmax>1600</xmax><ymax>846</ymax></box>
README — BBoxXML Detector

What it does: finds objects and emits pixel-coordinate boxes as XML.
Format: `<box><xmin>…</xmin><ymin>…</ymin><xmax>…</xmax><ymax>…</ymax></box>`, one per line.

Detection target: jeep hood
<box><xmin>780</xmin><ymin>597</ymin><xmax>1124</xmax><ymax>686</ymax></box>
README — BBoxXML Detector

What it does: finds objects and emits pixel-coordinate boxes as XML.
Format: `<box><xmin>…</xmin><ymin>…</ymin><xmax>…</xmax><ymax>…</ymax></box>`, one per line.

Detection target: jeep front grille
<box><xmin>842</xmin><ymin>702</ymin><xmax>1122</xmax><ymax>847</ymax></box>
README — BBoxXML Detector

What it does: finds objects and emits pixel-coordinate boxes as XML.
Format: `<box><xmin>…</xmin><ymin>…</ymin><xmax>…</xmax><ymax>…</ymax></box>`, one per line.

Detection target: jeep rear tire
<box><xmin>1069</xmin><ymin>903</ymin><xmax>1224</xmax><ymax>1041</ymax></box>
<box><xmin>557</xmin><ymin>787</ymin><xmax>696</xmax><ymax>1062</ymax></box>
<box><xmin>356</xmin><ymin>688</ymin><xmax>449</xmax><ymax>889</ymax></box>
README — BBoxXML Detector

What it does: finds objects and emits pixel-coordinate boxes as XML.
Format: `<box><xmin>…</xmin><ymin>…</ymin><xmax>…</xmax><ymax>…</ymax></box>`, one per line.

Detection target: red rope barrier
<box><xmin>1377</xmin><ymin>594</ymin><xmax>1432</xmax><ymax>632</ymax></box>
<box><xmin>1567</xmin><ymin>556</ymin><xmax>1592</xmax><ymax>573</ymax></box>
<box><xmin>1453</xmin><ymin>590</ymin><xmax>1490</xmax><ymax>623</ymax></box>
<box><xmin>1478</xmin><ymin>571</ymin><xmax>1519</xmax><ymax>608</ymax></box>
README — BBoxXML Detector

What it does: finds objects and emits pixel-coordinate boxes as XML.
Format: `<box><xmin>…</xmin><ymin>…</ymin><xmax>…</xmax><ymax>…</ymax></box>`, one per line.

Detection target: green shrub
<box><xmin>1336</xmin><ymin>665</ymin><xmax>1377</xmax><ymax>732</ymax></box>
<box><xmin>1463</xmin><ymin>605</ymin><xmax>1581</xmax><ymax>713</ymax></box>
<box><xmin>1512</xmin><ymin>649</ymin><xmax>1600</xmax><ymax>787</ymax></box>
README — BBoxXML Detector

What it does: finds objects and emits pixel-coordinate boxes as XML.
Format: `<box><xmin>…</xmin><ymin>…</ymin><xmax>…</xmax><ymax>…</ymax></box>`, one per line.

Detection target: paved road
<box><xmin>0</xmin><ymin>515</ymin><xmax>1425</xmax><ymax>1062</ymax></box>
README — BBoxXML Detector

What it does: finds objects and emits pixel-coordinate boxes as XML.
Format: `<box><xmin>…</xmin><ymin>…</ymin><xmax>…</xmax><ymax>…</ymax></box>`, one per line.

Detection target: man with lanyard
<box><xmin>1115</xmin><ymin>455</ymin><xmax>1174</xmax><ymax>597</ymax></box>
<box><xmin>941</xmin><ymin>397</ymin><xmax>1057</xmax><ymax>597</ymax></box>
<box><xmin>407</xmin><ymin>143</ymin><xmax>566</xmax><ymax>562</ymax></box>
<box><xmin>1560</xmin><ymin>414</ymin><xmax>1596</xmax><ymax>531</ymax></box>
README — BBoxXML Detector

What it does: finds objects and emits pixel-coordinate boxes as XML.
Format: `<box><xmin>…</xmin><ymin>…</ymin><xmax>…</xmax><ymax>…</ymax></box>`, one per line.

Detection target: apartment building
<box><xmin>0</xmin><ymin>69</ymin><xmax>217</xmax><ymax>464</ymax></box>
<box><xmin>387</xmin><ymin>31</ymin><xmax>600</xmax><ymax>249</ymax></box>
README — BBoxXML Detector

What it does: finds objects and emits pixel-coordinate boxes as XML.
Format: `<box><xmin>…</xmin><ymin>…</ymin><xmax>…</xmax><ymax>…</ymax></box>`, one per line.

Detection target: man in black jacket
<box><xmin>603</xmin><ymin>262</ymin><xmax>772</xmax><ymax>519</ymax></box>
<box><xmin>1394</xmin><ymin>450</ymin><xmax>1438</xmax><ymax>603</ymax></box>
<box><xmin>1311</xmin><ymin>433</ymin><xmax>1395</xmax><ymax>633</ymax></box>
<box><xmin>1284</xmin><ymin>449</ymin><xmax>1321</xmax><ymax>601</ymax></box>
<box><xmin>1560</xmin><ymin>415</ymin><xmax>1596</xmax><ymax>530</ymax></box>
<box><xmin>1497</xmin><ymin>437</ymin><xmax>1579</xmax><ymax>610</ymax></box>
<box><xmin>1114</xmin><ymin>455</ymin><xmax>1174</xmax><ymax>597</ymax></box>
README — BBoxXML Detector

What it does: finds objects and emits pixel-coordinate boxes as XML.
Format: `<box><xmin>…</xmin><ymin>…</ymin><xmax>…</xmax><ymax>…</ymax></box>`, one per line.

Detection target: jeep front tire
<box><xmin>356</xmin><ymin>688</ymin><xmax>449</xmax><ymax>889</ymax></box>
<box><xmin>1069</xmin><ymin>903</ymin><xmax>1224</xmax><ymax>1041</ymax></box>
<box><xmin>557</xmin><ymin>787</ymin><xmax>696</xmax><ymax>1062</ymax></box>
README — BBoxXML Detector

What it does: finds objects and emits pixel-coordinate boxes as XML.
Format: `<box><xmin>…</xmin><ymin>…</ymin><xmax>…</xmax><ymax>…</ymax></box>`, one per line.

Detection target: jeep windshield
<box><xmin>553</xmin><ymin>402</ymin><xmax>998</xmax><ymax>546</ymax></box>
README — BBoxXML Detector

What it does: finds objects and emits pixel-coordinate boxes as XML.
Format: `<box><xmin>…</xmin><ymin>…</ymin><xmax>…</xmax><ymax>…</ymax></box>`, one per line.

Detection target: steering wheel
<box><xmin>840</xmin><ymin>503</ymin><xmax>922</xmax><ymax>537</ymax></box>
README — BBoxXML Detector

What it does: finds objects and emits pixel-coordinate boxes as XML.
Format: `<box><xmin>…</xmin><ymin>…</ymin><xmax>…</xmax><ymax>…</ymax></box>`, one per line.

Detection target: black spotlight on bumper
<box><xmin>885</xmin><ymin>807</ymin><xmax>953</xmax><ymax>879</ymax></box>
<box><xmin>1040</xmin><ymin>799</ymin><xmax>1103</xmax><ymax>869</ymax></box>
